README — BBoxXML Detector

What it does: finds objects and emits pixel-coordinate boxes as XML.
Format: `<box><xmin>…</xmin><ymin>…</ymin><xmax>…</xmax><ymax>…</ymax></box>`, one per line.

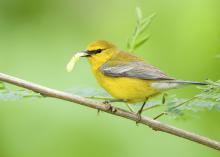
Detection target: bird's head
<box><xmin>78</xmin><ymin>40</ymin><xmax>118</xmax><ymax>67</ymax></box>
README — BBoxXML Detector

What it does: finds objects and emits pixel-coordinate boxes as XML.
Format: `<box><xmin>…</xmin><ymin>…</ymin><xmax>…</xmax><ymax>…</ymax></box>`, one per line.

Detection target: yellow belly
<box><xmin>94</xmin><ymin>70</ymin><xmax>160</xmax><ymax>103</ymax></box>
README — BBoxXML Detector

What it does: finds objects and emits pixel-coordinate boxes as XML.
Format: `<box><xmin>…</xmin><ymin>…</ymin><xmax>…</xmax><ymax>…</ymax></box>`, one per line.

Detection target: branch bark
<box><xmin>0</xmin><ymin>72</ymin><xmax>220</xmax><ymax>151</ymax></box>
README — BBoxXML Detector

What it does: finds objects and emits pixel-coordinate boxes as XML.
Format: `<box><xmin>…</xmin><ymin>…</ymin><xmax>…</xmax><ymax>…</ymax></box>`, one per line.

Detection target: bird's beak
<box><xmin>77</xmin><ymin>50</ymin><xmax>91</xmax><ymax>57</ymax></box>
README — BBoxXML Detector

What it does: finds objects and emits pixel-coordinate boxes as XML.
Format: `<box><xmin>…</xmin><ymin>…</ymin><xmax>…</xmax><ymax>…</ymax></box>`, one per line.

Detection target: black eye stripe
<box><xmin>89</xmin><ymin>49</ymin><xmax>103</xmax><ymax>55</ymax></box>
<box><xmin>95</xmin><ymin>49</ymin><xmax>102</xmax><ymax>53</ymax></box>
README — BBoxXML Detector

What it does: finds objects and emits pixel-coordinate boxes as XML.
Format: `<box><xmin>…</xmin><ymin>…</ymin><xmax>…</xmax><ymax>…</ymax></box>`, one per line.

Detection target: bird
<box><xmin>75</xmin><ymin>40</ymin><xmax>206</xmax><ymax>118</ymax></box>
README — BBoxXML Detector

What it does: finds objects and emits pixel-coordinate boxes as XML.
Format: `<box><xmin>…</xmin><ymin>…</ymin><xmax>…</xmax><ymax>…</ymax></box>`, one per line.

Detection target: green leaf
<box><xmin>136</xmin><ymin>7</ymin><xmax>142</xmax><ymax>23</ymax></box>
<box><xmin>141</xmin><ymin>13</ymin><xmax>156</xmax><ymax>25</ymax></box>
<box><xmin>134</xmin><ymin>35</ymin><xmax>151</xmax><ymax>49</ymax></box>
<box><xmin>127</xmin><ymin>8</ymin><xmax>156</xmax><ymax>52</ymax></box>
<box><xmin>139</xmin><ymin>13</ymin><xmax>156</xmax><ymax>34</ymax></box>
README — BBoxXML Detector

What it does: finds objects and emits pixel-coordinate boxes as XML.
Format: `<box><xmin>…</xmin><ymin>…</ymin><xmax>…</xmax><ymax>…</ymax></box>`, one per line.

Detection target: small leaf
<box><xmin>134</xmin><ymin>35</ymin><xmax>150</xmax><ymax>49</ymax></box>
<box><xmin>127</xmin><ymin>8</ymin><xmax>155</xmax><ymax>52</ymax></box>
<box><xmin>141</xmin><ymin>13</ymin><xmax>156</xmax><ymax>25</ymax></box>
<box><xmin>139</xmin><ymin>13</ymin><xmax>156</xmax><ymax>35</ymax></box>
<box><xmin>136</xmin><ymin>7</ymin><xmax>142</xmax><ymax>23</ymax></box>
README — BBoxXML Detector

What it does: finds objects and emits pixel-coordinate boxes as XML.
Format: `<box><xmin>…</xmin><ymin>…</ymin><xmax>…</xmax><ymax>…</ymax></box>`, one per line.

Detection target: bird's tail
<box><xmin>170</xmin><ymin>80</ymin><xmax>208</xmax><ymax>86</ymax></box>
<box><xmin>151</xmin><ymin>80</ymin><xmax>207</xmax><ymax>90</ymax></box>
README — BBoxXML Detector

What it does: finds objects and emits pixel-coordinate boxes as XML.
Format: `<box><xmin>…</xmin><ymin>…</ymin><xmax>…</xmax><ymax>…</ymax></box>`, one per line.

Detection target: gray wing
<box><xmin>100</xmin><ymin>61</ymin><xmax>173</xmax><ymax>80</ymax></box>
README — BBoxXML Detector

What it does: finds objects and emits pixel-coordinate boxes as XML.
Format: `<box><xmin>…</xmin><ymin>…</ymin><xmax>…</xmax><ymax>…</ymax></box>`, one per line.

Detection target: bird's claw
<box><xmin>135</xmin><ymin>110</ymin><xmax>142</xmax><ymax>125</ymax></box>
<box><xmin>102</xmin><ymin>101</ymin><xmax>117</xmax><ymax>113</ymax></box>
<box><xmin>97</xmin><ymin>100</ymin><xmax>110</xmax><ymax>115</ymax></box>
<box><xmin>106</xmin><ymin>105</ymin><xmax>117</xmax><ymax>113</ymax></box>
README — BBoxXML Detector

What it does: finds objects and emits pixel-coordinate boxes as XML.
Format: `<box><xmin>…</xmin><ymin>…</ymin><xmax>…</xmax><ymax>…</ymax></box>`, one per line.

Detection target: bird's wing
<box><xmin>100</xmin><ymin>51</ymin><xmax>174</xmax><ymax>80</ymax></box>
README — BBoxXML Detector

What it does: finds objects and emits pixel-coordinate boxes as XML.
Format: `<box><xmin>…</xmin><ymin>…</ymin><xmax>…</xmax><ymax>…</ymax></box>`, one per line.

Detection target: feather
<box><xmin>100</xmin><ymin>51</ymin><xmax>173</xmax><ymax>80</ymax></box>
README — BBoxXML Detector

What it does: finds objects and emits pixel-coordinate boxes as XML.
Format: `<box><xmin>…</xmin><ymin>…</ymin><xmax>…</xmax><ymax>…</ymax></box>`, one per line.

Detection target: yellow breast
<box><xmin>93</xmin><ymin>69</ymin><xmax>159</xmax><ymax>103</ymax></box>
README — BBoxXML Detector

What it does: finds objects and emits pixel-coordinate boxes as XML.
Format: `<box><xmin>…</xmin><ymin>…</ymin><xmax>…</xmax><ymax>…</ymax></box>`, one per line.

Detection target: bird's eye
<box><xmin>88</xmin><ymin>49</ymin><xmax>104</xmax><ymax>55</ymax></box>
<box><xmin>95</xmin><ymin>49</ymin><xmax>102</xmax><ymax>54</ymax></box>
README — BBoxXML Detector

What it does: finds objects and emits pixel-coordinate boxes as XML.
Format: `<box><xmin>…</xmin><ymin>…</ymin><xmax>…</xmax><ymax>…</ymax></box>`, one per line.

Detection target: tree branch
<box><xmin>0</xmin><ymin>72</ymin><xmax>220</xmax><ymax>151</ymax></box>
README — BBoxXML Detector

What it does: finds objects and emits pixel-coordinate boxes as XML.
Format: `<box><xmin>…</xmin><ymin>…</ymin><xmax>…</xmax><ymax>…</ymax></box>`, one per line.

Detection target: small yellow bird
<box><xmin>74</xmin><ymin>40</ymin><xmax>206</xmax><ymax>115</ymax></box>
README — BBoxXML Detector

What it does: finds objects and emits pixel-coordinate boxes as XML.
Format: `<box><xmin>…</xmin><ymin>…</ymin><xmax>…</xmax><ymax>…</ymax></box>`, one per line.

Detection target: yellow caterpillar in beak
<box><xmin>66</xmin><ymin>52</ymin><xmax>87</xmax><ymax>72</ymax></box>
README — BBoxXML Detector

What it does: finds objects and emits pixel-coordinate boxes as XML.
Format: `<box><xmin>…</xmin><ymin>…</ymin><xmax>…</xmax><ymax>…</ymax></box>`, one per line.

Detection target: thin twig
<box><xmin>0</xmin><ymin>72</ymin><xmax>220</xmax><ymax>151</ymax></box>
<box><xmin>169</xmin><ymin>97</ymin><xmax>196</xmax><ymax>111</ymax></box>
<box><xmin>154</xmin><ymin>97</ymin><xmax>196</xmax><ymax>119</ymax></box>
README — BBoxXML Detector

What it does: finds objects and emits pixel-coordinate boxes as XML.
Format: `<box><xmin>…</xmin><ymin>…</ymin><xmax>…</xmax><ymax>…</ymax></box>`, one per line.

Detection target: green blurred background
<box><xmin>0</xmin><ymin>0</ymin><xmax>220</xmax><ymax>157</ymax></box>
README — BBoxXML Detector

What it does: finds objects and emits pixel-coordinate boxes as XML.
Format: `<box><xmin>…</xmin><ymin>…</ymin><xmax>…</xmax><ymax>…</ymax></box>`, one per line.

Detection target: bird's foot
<box><xmin>102</xmin><ymin>101</ymin><xmax>117</xmax><ymax>113</ymax></box>
<box><xmin>97</xmin><ymin>100</ymin><xmax>111</xmax><ymax>115</ymax></box>
<box><xmin>135</xmin><ymin>110</ymin><xmax>142</xmax><ymax>125</ymax></box>
<box><xmin>135</xmin><ymin>99</ymin><xmax>148</xmax><ymax>125</ymax></box>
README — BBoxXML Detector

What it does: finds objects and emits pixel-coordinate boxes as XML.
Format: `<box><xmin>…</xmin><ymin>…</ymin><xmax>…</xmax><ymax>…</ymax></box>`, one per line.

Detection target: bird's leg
<box><xmin>136</xmin><ymin>98</ymin><xmax>148</xmax><ymax>125</ymax></box>
<box><xmin>144</xmin><ymin>93</ymin><xmax>167</xmax><ymax>117</ymax></box>
<box><xmin>134</xmin><ymin>92</ymin><xmax>166</xmax><ymax>114</ymax></box>
<box><xmin>141</xmin><ymin>94</ymin><xmax>166</xmax><ymax>113</ymax></box>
